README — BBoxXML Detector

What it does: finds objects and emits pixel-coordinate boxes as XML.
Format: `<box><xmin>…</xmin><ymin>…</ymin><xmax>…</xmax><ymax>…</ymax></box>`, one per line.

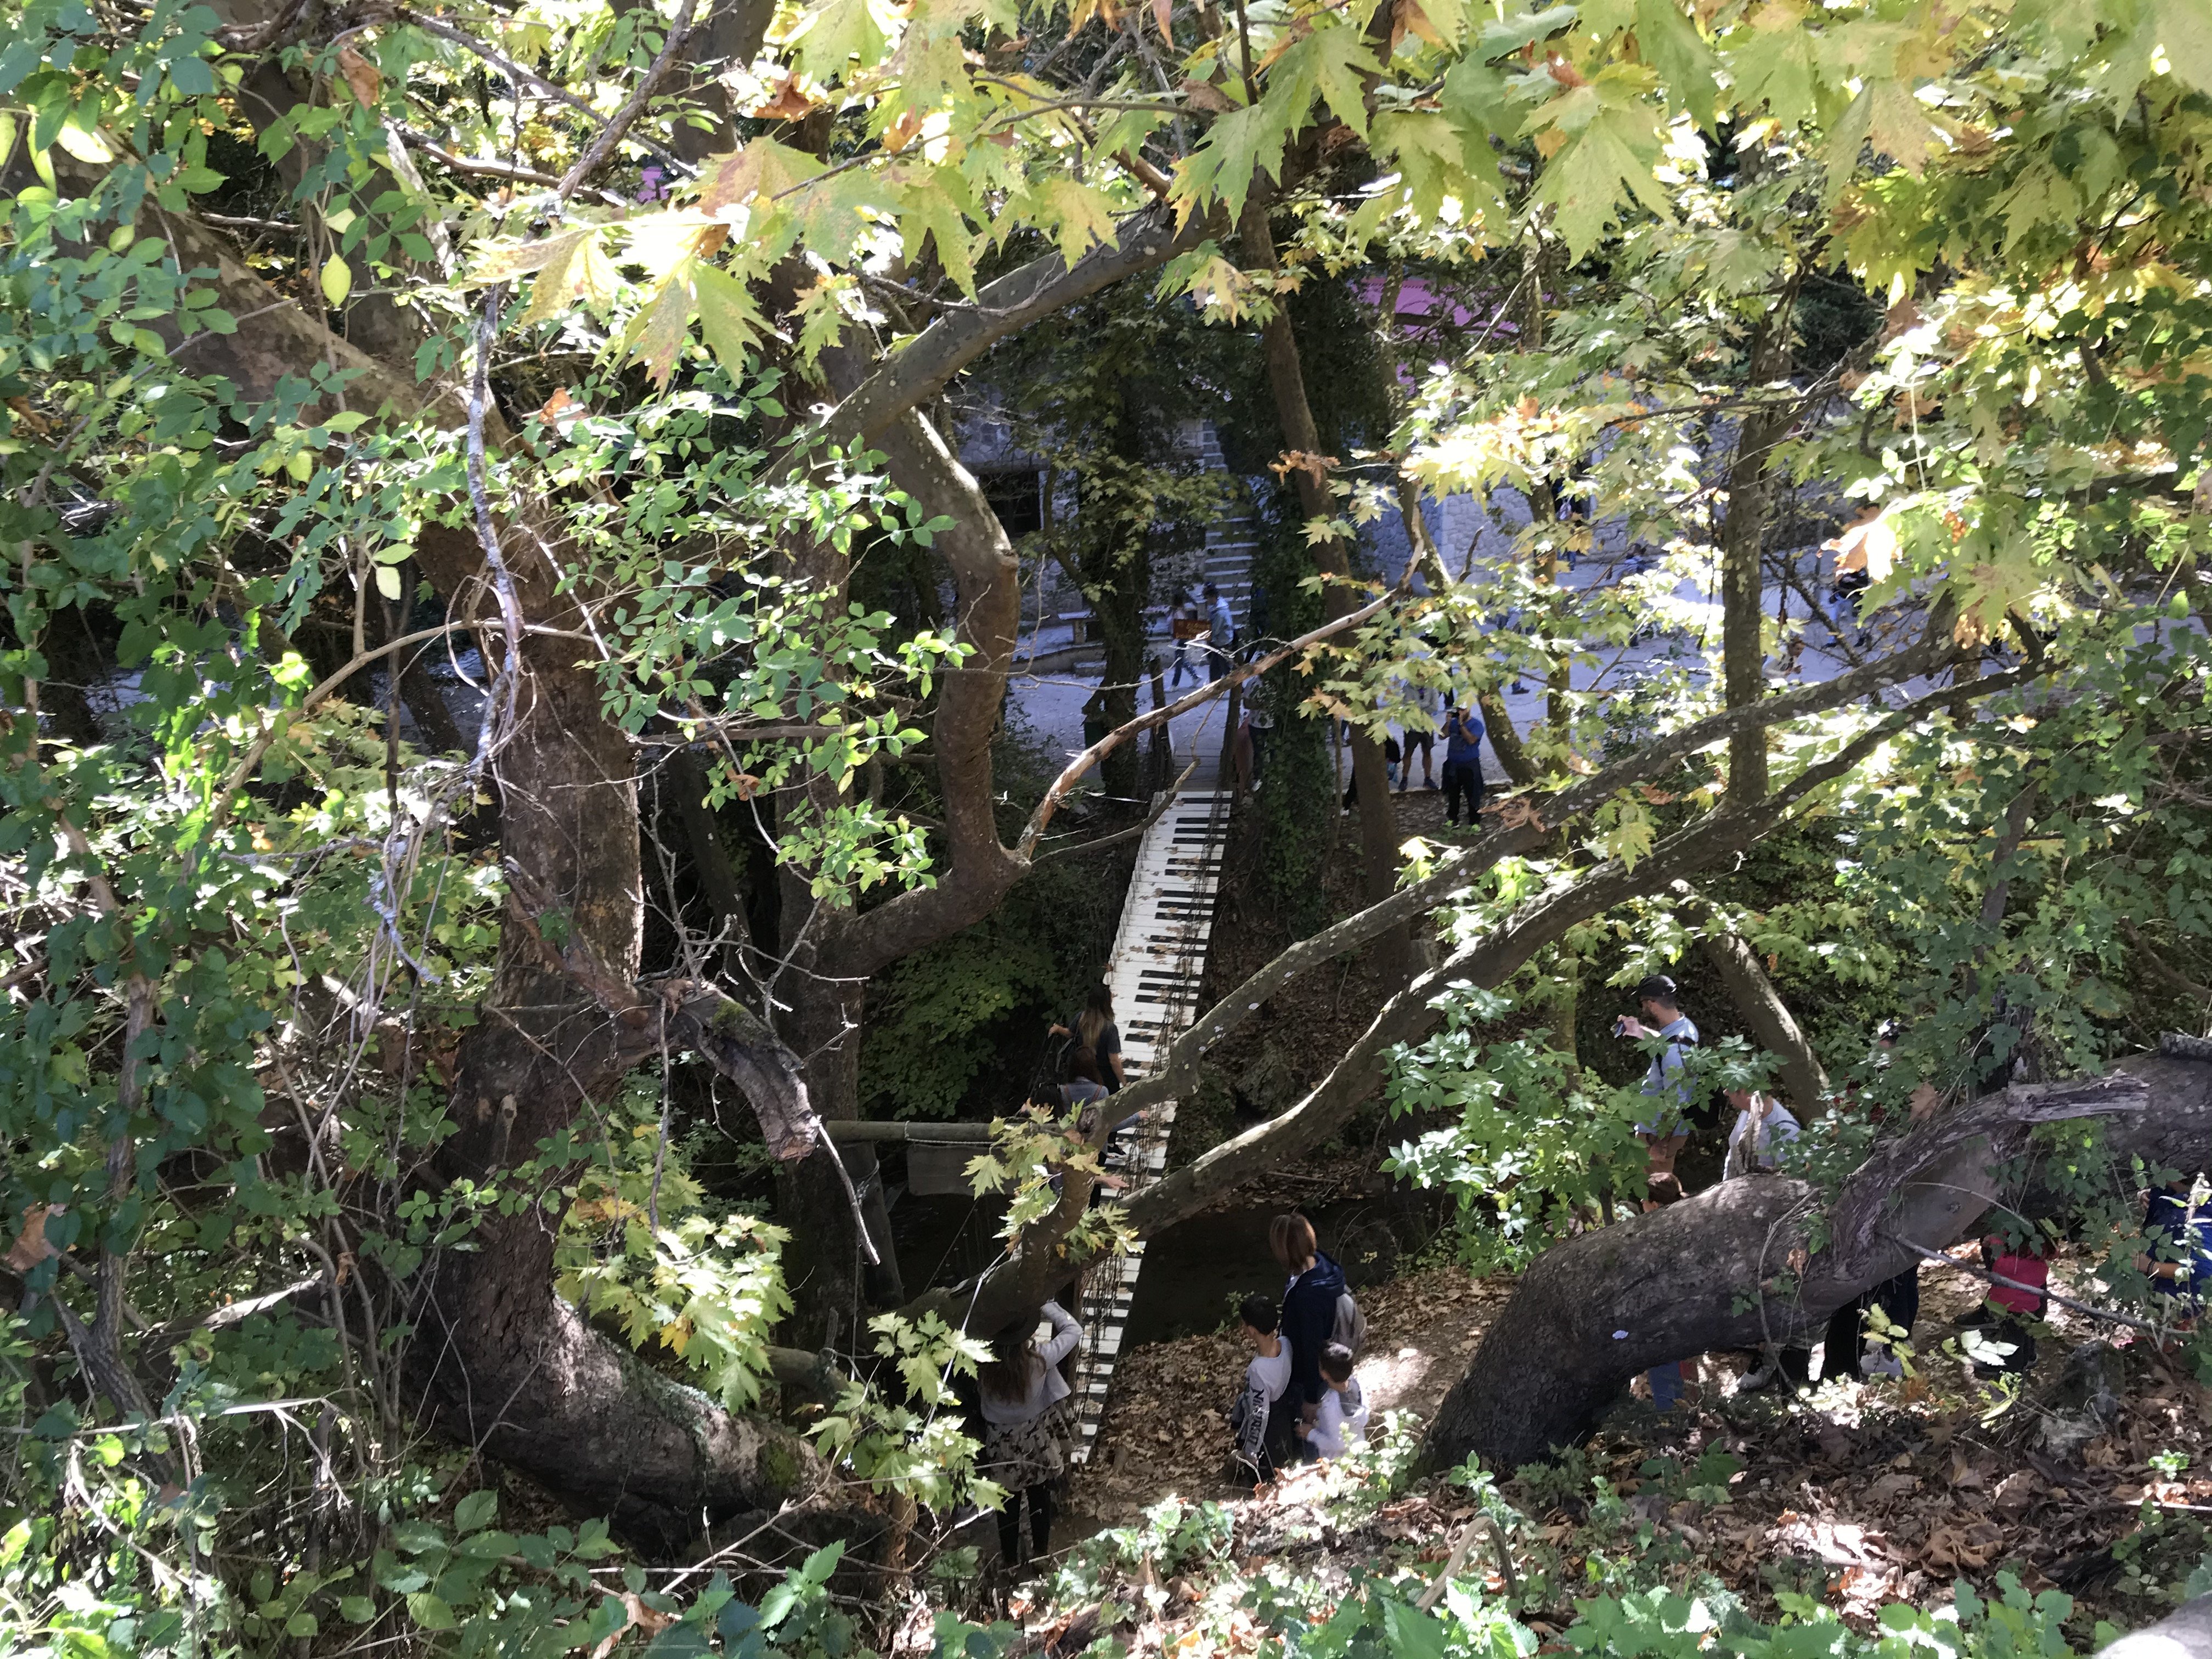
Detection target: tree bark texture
<box><xmin>1424</xmin><ymin>1060</ymin><xmax>2210</xmax><ymax>1474</ymax></box>
<box><xmin>1238</xmin><ymin>194</ymin><xmax>1406</xmax><ymax>969</ymax></box>
<box><xmin>104</xmin><ymin>169</ymin><xmax>1031</xmax><ymax>1539</ymax></box>
<box><xmin>1717</xmin><ymin>292</ymin><xmax>1801</xmax><ymax>803</ymax></box>
<box><xmin>1697</xmin><ymin>930</ymin><xmax>1829</xmax><ymax>1110</ymax></box>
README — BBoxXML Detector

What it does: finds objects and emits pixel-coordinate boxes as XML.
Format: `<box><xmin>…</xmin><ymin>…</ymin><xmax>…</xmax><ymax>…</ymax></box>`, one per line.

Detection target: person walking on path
<box><xmin>1271</xmin><ymin>1213</ymin><xmax>1349</xmax><ymax>1429</ymax></box>
<box><xmin>1051</xmin><ymin>983</ymin><xmax>1124</xmax><ymax>1091</ymax></box>
<box><xmin>1303</xmin><ymin>1342</ymin><xmax>1369</xmax><ymax>1460</ymax></box>
<box><xmin>1399</xmin><ymin>675</ymin><xmax>1440</xmax><ymax>792</ymax></box>
<box><xmin>1615</xmin><ymin>977</ymin><xmax>1699</xmax><ymax>1412</ymax></box>
<box><xmin>978</xmin><ymin>1301</ymin><xmax>1081</xmax><ymax>1567</ymax></box>
<box><xmin>1440</xmin><ymin>701</ymin><xmax>1486</xmax><ymax>826</ymax></box>
<box><xmin>1229</xmin><ymin>1293</ymin><xmax>1296</xmax><ymax>1485</ymax></box>
<box><xmin>1169</xmin><ymin>590</ymin><xmax>1199</xmax><ymax>687</ymax></box>
<box><xmin>1205</xmin><ymin>584</ymin><xmax>1236</xmax><ymax>683</ymax></box>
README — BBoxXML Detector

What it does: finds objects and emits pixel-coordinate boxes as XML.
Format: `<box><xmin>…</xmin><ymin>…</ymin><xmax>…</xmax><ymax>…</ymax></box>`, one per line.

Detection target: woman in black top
<box><xmin>1051</xmin><ymin>982</ymin><xmax>1123</xmax><ymax>1090</ymax></box>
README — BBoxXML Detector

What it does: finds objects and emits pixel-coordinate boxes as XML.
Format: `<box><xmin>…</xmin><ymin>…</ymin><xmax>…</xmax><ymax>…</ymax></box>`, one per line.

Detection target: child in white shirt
<box><xmin>1228</xmin><ymin>1293</ymin><xmax>1294</xmax><ymax>1483</ymax></box>
<box><xmin>1304</xmin><ymin>1341</ymin><xmax>1369</xmax><ymax>1460</ymax></box>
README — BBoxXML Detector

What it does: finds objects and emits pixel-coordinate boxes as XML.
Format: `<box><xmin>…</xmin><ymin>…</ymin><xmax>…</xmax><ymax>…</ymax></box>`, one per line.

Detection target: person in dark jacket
<box><xmin>1269</xmin><ymin>1212</ymin><xmax>1347</xmax><ymax>1422</ymax></box>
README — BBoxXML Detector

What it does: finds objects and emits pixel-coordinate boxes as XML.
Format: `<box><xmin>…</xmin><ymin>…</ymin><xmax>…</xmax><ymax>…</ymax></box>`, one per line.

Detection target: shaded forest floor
<box><xmin>1059</xmin><ymin>1245</ymin><xmax>2212</xmax><ymax>1637</ymax></box>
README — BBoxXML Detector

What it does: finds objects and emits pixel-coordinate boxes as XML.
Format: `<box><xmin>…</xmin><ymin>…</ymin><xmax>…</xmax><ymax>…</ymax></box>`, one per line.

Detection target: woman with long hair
<box><xmin>1049</xmin><ymin>982</ymin><xmax>1123</xmax><ymax>1090</ymax></box>
<box><xmin>978</xmin><ymin>1301</ymin><xmax>1081</xmax><ymax>1568</ymax></box>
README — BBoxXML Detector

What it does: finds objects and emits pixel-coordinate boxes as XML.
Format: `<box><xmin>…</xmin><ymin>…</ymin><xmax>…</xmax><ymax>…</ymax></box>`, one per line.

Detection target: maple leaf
<box><xmin>696</xmin><ymin>139</ymin><xmax>826</xmax><ymax>215</ymax></box>
<box><xmin>2155</xmin><ymin>0</ymin><xmax>2212</xmax><ymax>92</ymax></box>
<box><xmin>517</xmin><ymin>227</ymin><xmax>618</xmax><ymax>326</ymax></box>
<box><xmin>1863</xmin><ymin>78</ymin><xmax>1940</xmax><ymax>175</ymax></box>
<box><xmin>1632</xmin><ymin>0</ymin><xmax>1717</xmax><ymax>126</ymax></box>
<box><xmin>1474</xmin><ymin>2</ymin><xmax>1577</xmax><ymax>60</ymax></box>
<box><xmin>1824</xmin><ymin>507</ymin><xmax>1893</xmax><ymax>578</ymax></box>
<box><xmin>1172</xmin><ymin>102</ymin><xmax>1290</xmax><ymax>222</ymax></box>
<box><xmin>750</xmin><ymin>74</ymin><xmax>820</xmax><ymax>120</ymax></box>
<box><xmin>621</xmin><ymin>259</ymin><xmax>698</xmax><ymax>386</ymax></box>
<box><xmin>3</xmin><ymin>1203</ymin><xmax>60</xmax><ymax>1272</ymax></box>
<box><xmin>787</xmin><ymin>272</ymin><xmax>858</xmax><ymax>366</ymax></box>
<box><xmin>1268</xmin><ymin>449</ymin><xmax>1339</xmax><ymax>483</ymax></box>
<box><xmin>1028</xmin><ymin>176</ymin><xmax>1119</xmax><ymax>265</ymax></box>
<box><xmin>798</xmin><ymin>168</ymin><xmax>899</xmax><ymax>253</ymax></box>
<box><xmin>896</xmin><ymin>174</ymin><xmax>980</xmax><ymax>295</ymax></box>
<box><xmin>787</xmin><ymin>0</ymin><xmax>897</xmax><ymax>85</ymax></box>
<box><xmin>1267</xmin><ymin>24</ymin><xmax>1381</xmax><ymax>138</ymax></box>
<box><xmin>1524</xmin><ymin>80</ymin><xmax>1673</xmax><ymax>258</ymax></box>
<box><xmin>1180</xmin><ymin>76</ymin><xmax>1238</xmax><ymax>112</ymax></box>
<box><xmin>1489</xmin><ymin>796</ymin><xmax>1548</xmax><ymax>832</ymax></box>
<box><xmin>692</xmin><ymin>261</ymin><xmax>766</xmax><ymax>371</ymax></box>
<box><xmin>464</xmin><ymin>225</ymin><xmax>595</xmax><ymax>287</ymax></box>
<box><xmin>1729</xmin><ymin>6</ymin><xmax>1820</xmax><ymax>126</ymax></box>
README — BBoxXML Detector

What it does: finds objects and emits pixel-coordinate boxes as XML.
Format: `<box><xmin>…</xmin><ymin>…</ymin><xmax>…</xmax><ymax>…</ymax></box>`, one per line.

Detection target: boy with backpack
<box><xmin>1228</xmin><ymin>1293</ymin><xmax>1296</xmax><ymax>1485</ymax></box>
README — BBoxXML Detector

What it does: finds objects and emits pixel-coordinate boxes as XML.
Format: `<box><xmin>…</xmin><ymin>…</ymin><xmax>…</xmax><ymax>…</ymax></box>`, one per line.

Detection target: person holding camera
<box><xmin>1440</xmin><ymin>701</ymin><xmax>1487</xmax><ymax>827</ymax></box>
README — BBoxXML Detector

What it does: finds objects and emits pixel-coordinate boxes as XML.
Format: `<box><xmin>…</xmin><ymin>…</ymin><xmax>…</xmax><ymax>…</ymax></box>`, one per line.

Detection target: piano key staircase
<box><xmin>1064</xmin><ymin>761</ymin><xmax>1235</xmax><ymax>1465</ymax></box>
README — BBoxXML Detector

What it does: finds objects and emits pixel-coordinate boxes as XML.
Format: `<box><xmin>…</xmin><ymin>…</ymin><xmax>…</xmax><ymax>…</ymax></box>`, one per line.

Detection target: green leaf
<box><xmin>1474</xmin><ymin>3</ymin><xmax>1578</xmax><ymax>59</ymax></box>
<box><xmin>696</xmin><ymin>140</ymin><xmax>825</xmax><ymax>217</ymax></box>
<box><xmin>622</xmin><ymin>261</ymin><xmax>699</xmax><ymax>386</ymax></box>
<box><xmin>895</xmin><ymin>175</ymin><xmax>979</xmax><ymax>296</ymax></box>
<box><xmin>2156</xmin><ymin>0</ymin><xmax>2212</xmax><ymax>91</ymax></box>
<box><xmin>693</xmin><ymin>262</ymin><xmax>765</xmax><ymax>370</ymax></box>
<box><xmin>406</xmin><ymin>1593</ymin><xmax>457</xmax><ymax>1631</ymax></box>
<box><xmin>339</xmin><ymin>1597</ymin><xmax>377</xmax><ymax>1624</ymax></box>
<box><xmin>518</xmin><ymin>228</ymin><xmax>619</xmax><ymax>327</ymax></box>
<box><xmin>1268</xmin><ymin>24</ymin><xmax>1382</xmax><ymax>138</ymax></box>
<box><xmin>1634</xmin><ymin>0</ymin><xmax>1717</xmax><ymax>126</ymax></box>
<box><xmin>320</xmin><ymin>255</ymin><xmax>353</xmax><ymax>307</ymax></box>
<box><xmin>1024</xmin><ymin>177</ymin><xmax>1120</xmax><ymax>266</ymax></box>
<box><xmin>1821</xmin><ymin>83</ymin><xmax>1873</xmax><ymax>210</ymax></box>
<box><xmin>788</xmin><ymin>0</ymin><xmax>896</xmax><ymax>84</ymax></box>
<box><xmin>1525</xmin><ymin>80</ymin><xmax>1672</xmax><ymax>258</ymax></box>
<box><xmin>452</xmin><ymin>1489</ymin><xmax>498</xmax><ymax>1534</ymax></box>
<box><xmin>469</xmin><ymin>225</ymin><xmax>595</xmax><ymax>289</ymax></box>
<box><xmin>1728</xmin><ymin>4</ymin><xmax>1820</xmax><ymax>125</ymax></box>
<box><xmin>1172</xmin><ymin>101</ymin><xmax>1290</xmax><ymax>222</ymax></box>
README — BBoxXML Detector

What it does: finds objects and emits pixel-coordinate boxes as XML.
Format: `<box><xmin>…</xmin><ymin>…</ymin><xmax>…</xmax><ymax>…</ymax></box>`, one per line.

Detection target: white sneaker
<box><xmin>1862</xmin><ymin>1350</ymin><xmax>1904</xmax><ymax>1379</ymax></box>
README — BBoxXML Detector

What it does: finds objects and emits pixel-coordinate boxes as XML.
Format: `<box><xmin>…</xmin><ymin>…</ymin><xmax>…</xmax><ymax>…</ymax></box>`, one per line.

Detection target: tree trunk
<box><xmin>1239</xmin><ymin>193</ymin><xmax>1407</xmax><ymax>975</ymax></box>
<box><xmin>1697</xmin><ymin>930</ymin><xmax>1828</xmax><ymax>1110</ymax></box>
<box><xmin>1424</xmin><ymin>1060</ymin><xmax>2208</xmax><ymax>1473</ymax></box>
<box><xmin>1716</xmin><ymin>278</ymin><xmax>1802</xmax><ymax>803</ymax></box>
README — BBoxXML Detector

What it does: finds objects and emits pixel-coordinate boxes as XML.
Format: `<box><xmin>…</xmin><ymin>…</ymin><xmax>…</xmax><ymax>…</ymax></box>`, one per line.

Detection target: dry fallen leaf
<box><xmin>337</xmin><ymin>45</ymin><xmax>382</xmax><ymax>108</ymax></box>
<box><xmin>751</xmin><ymin>74</ymin><xmax>820</xmax><ymax>120</ymax></box>
<box><xmin>4</xmin><ymin>1203</ymin><xmax>61</xmax><ymax>1272</ymax></box>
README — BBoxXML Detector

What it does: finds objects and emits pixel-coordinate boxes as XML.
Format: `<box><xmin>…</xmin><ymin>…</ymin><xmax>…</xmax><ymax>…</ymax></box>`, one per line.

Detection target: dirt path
<box><xmin>1065</xmin><ymin>1265</ymin><xmax>1514</xmax><ymax>1530</ymax></box>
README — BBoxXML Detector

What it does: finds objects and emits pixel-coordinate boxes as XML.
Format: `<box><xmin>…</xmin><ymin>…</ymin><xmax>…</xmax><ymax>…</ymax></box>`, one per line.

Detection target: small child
<box><xmin>1227</xmin><ymin>1293</ymin><xmax>1295</xmax><ymax>1485</ymax></box>
<box><xmin>1304</xmin><ymin>1341</ymin><xmax>1369</xmax><ymax>1460</ymax></box>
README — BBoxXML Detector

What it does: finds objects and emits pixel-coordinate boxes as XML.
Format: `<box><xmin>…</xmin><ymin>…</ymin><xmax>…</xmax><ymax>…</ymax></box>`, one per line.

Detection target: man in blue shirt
<box><xmin>1441</xmin><ymin>701</ymin><xmax>1486</xmax><ymax>826</ymax></box>
<box><xmin>1616</xmin><ymin>974</ymin><xmax>1700</xmax><ymax>1410</ymax></box>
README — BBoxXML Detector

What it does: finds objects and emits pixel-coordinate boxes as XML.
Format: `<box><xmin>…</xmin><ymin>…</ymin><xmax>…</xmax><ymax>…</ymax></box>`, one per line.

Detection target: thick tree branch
<box><xmin>818</xmin><ymin>206</ymin><xmax>1214</xmax><ymax>455</ymax></box>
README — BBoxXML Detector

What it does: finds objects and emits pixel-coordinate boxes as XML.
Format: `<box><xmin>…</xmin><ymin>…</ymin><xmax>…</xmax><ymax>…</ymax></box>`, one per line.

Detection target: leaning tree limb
<box><xmin>918</xmin><ymin>665</ymin><xmax>2040</xmax><ymax>1329</ymax></box>
<box><xmin>1696</xmin><ymin>927</ymin><xmax>1830</xmax><ymax>1110</ymax></box>
<box><xmin>1070</xmin><ymin>624</ymin><xmax>1996</xmax><ymax>1165</ymax></box>
<box><xmin>1419</xmin><ymin>1063</ymin><xmax>2204</xmax><ymax>1475</ymax></box>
